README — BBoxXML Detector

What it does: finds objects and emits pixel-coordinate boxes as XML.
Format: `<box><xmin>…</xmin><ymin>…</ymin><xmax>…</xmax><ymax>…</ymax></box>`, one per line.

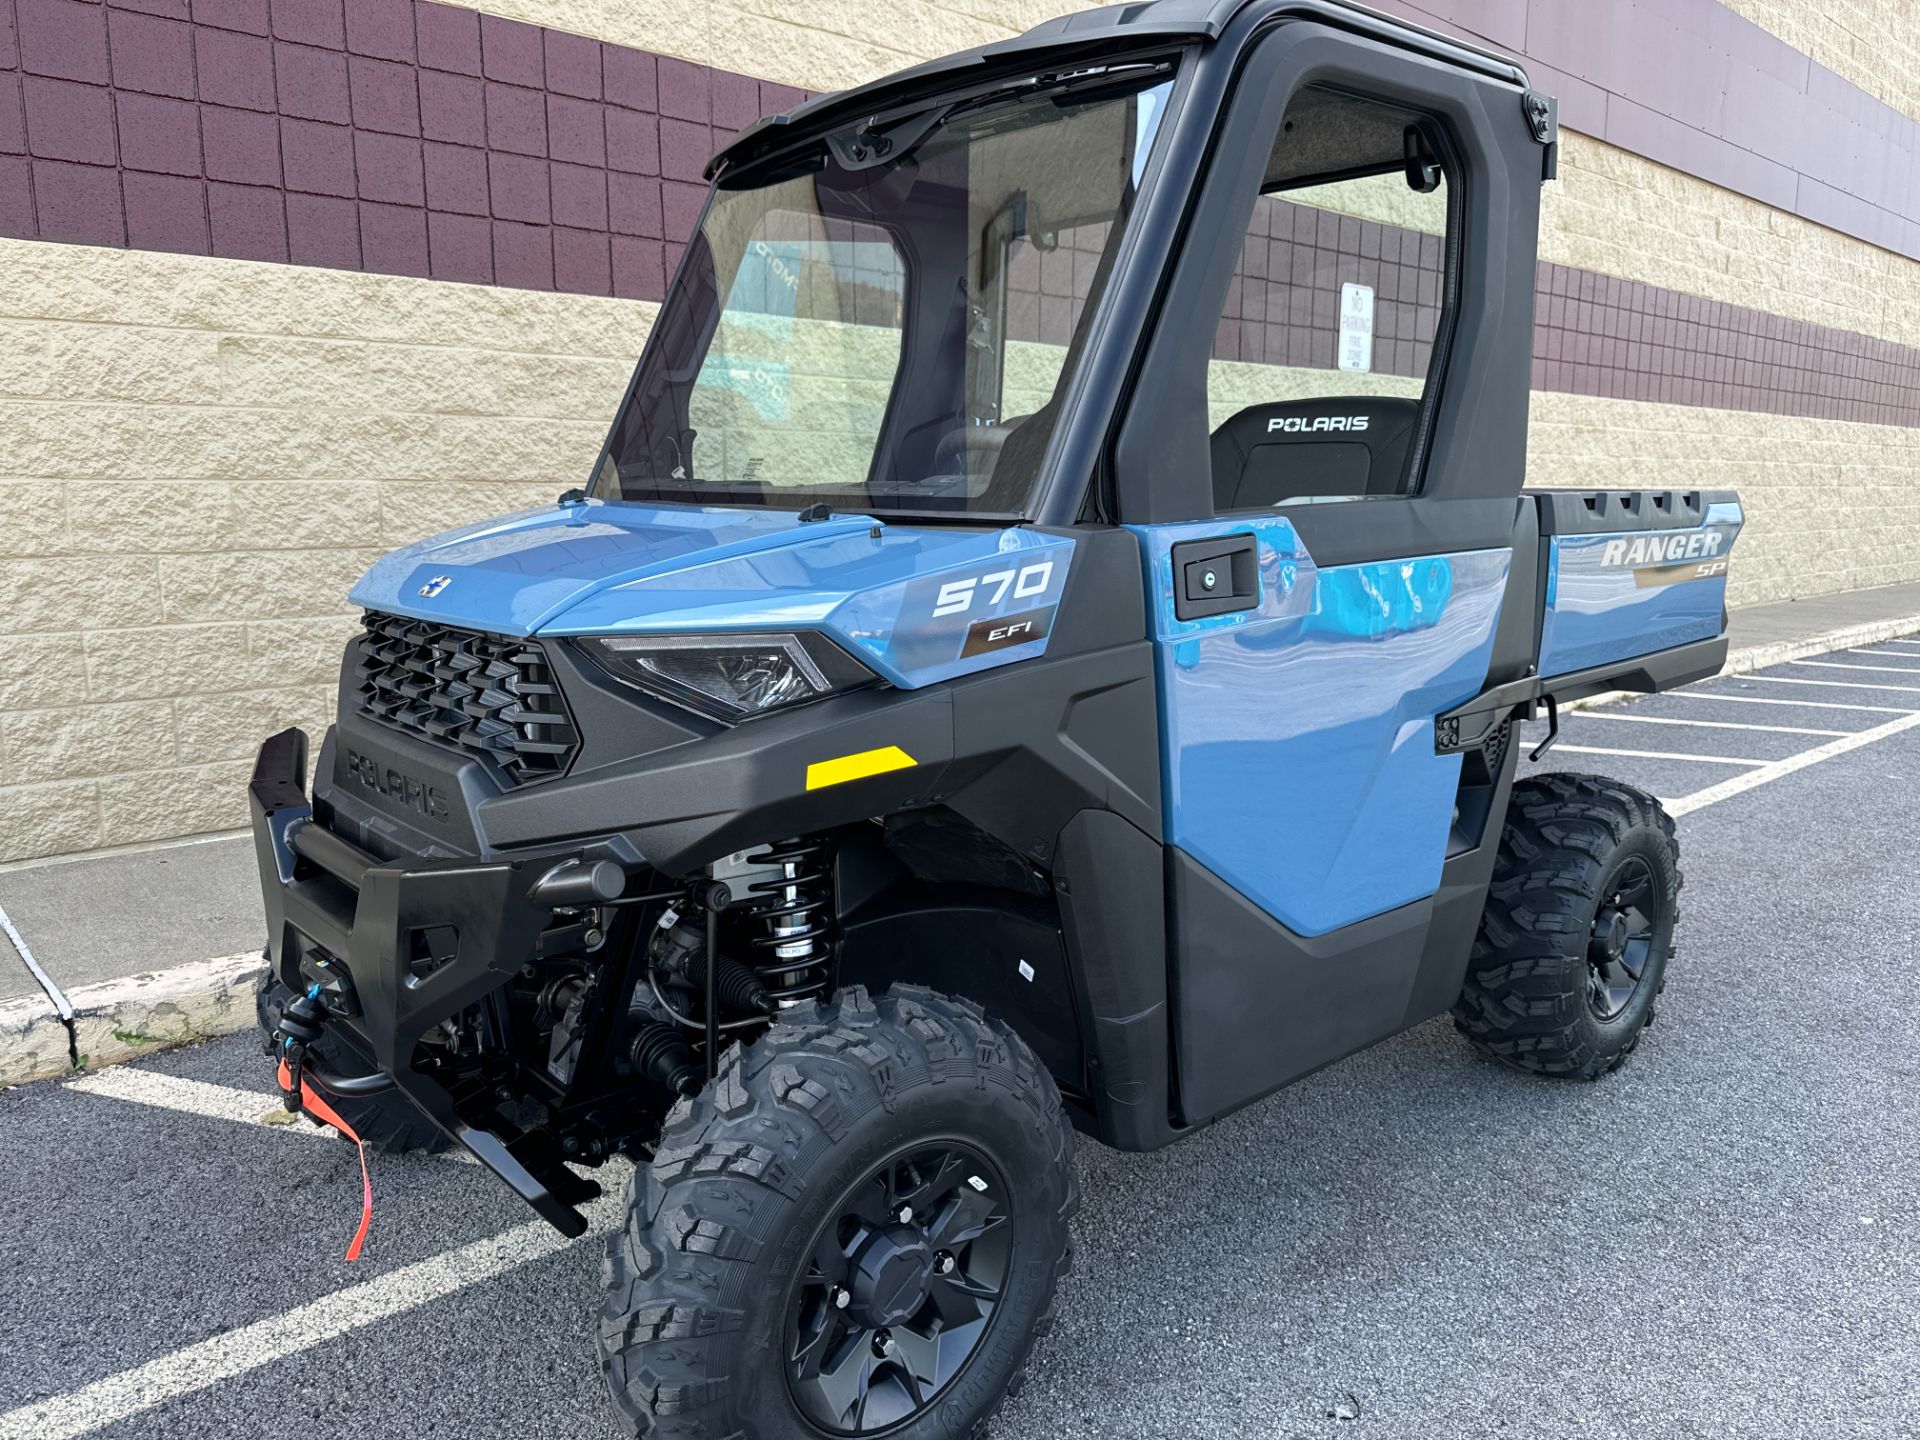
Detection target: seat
<box><xmin>1209</xmin><ymin>396</ymin><xmax>1420</xmax><ymax>511</ymax></box>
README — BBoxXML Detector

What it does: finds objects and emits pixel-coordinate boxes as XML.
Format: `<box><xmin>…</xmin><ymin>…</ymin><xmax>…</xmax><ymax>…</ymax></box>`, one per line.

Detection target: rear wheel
<box><xmin>1454</xmin><ymin>773</ymin><xmax>1681</xmax><ymax>1080</ymax></box>
<box><xmin>254</xmin><ymin>970</ymin><xmax>451</xmax><ymax>1155</ymax></box>
<box><xmin>598</xmin><ymin>985</ymin><xmax>1078</xmax><ymax>1439</ymax></box>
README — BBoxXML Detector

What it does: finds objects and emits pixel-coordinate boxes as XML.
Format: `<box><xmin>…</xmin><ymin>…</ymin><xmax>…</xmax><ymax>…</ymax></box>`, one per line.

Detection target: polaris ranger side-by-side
<box><xmin>250</xmin><ymin>2</ymin><xmax>1743</xmax><ymax>1434</ymax></box>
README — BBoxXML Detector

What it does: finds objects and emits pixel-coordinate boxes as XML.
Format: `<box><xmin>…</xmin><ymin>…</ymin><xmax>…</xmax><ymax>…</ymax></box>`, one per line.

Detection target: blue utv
<box><xmin>250</xmin><ymin>1</ymin><xmax>1744</xmax><ymax>1434</ymax></box>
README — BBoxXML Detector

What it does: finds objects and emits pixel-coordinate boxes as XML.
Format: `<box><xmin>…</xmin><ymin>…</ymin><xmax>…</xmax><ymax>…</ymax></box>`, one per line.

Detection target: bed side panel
<box><xmin>1532</xmin><ymin>490</ymin><xmax>1742</xmax><ymax>679</ymax></box>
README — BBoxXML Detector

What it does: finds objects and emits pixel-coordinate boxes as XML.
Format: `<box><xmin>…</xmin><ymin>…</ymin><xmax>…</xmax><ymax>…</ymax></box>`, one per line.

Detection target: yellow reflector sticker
<box><xmin>805</xmin><ymin>745</ymin><xmax>918</xmax><ymax>791</ymax></box>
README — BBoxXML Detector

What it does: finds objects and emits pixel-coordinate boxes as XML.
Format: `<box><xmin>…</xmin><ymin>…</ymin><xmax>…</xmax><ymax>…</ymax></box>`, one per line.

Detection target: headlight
<box><xmin>577</xmin><ymin>632</ymin><xmax>877</xmax><ymax>722</ymax></box>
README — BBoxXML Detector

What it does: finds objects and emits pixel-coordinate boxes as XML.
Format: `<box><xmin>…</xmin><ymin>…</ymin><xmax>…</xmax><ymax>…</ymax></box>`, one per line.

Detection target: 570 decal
<box><xmin>930</xmin><ymin>560</ymin><xmax>1056</xmax><ymax>618</ymax></box>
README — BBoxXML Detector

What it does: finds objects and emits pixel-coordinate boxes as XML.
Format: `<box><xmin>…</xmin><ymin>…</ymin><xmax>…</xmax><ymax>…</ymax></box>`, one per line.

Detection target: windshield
<box><xmin>591</xmin><ymin>63</ymin><xmax>1176</xmax><ymax>518</ymax></box>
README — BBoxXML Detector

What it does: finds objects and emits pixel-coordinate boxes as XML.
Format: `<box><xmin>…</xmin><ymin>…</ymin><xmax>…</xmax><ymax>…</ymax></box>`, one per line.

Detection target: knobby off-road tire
<box><xmin>599</xmin><ymin>984</ymin><xmax>1079</xmax><ymax>1440</ymax></box>
<box><xmin>1454</xmin><ymin>773</ymin><xmax>1681</xmax><ymax>1080</ymax></box>
<box><xmin>254</xmin><ymin>971</ymin><xmax>452</xmax><ymax>1155</ymax></box>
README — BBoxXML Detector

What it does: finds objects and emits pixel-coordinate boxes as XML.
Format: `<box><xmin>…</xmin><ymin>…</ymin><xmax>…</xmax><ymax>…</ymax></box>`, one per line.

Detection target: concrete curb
<box><xmin>1722</xmin><ymin>612</ymin><xmax>1920</xmax><ymax>677</ymax></box>
<box><xmin>3</xmin><ymin>612</ymin><xmax>1918</xmax><ymax>1088</ymax></box>
<box><xmin>0</xmin><ymin>952</ymin><xmax>265</xmax><ymax>1087</ymax></box>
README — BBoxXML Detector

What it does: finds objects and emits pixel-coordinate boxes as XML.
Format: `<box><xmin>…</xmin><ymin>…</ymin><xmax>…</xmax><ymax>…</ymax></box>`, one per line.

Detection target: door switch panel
<box><xmin>1171</xmin><ymin>532</ymin><xmax>1259</xmax><ymax>620</ymax></box>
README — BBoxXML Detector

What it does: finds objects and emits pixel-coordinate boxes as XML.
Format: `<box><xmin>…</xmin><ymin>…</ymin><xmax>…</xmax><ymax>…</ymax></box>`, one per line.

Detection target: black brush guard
<box><xmin>249</xmin><ymin>727</ymin><xmax>604</xmax><ymax>1235</ymax></box>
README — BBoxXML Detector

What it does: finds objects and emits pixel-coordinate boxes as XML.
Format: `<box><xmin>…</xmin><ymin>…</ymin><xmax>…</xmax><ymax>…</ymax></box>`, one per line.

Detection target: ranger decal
<box><xmin>1599</xmin><ymin>531</ymin><xmax>1727</xmax><ymax>568</ymax></box>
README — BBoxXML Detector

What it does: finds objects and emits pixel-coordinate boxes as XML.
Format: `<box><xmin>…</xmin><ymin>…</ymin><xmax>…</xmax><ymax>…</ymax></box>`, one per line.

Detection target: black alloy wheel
<box><xmin>786</xmin><ymin>1144</ymin><xmax>1013</xmax><ymax>1434</ymax></box>
<box><xmin>1587</xmin><ymin>855</ymin><xmax>1659</xmax><ymax>1020</ymax></box>
<box><xmin>598</xmin><ymin>985</ymin><xmax>1078</xmax><ymax>1440</ymax></box>
<box><xmin>1454</xmin><ymin>773</ymin><xmax>1682</xmax><ymax>1080</ymax></box>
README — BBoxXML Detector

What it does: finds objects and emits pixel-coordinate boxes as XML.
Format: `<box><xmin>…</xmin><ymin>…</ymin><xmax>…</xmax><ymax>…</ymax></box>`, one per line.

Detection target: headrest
<box><xmin>1210</xmin><ymin>396</ymin><xmax>1420</xmax><ymax>511</ymax></box>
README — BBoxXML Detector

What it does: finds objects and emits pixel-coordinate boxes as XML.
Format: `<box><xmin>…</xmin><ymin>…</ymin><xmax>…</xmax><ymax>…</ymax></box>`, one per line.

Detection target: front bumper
<box><xmin>250</xmin><ymin>727</ymin><xmax>605</xmax><ymax>1234</ymax></box>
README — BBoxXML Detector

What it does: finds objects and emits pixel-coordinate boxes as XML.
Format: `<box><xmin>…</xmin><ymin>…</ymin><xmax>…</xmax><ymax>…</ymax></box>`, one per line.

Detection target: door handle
<box><xmin>1170</xmin><ymin>532</ymin><xmax>1259</xmax><ymax>620</ymax></box>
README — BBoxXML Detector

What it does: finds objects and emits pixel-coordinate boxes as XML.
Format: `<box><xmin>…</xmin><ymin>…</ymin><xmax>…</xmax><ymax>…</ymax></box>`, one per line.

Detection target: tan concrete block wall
<box><xmin>1527</xmin><ymin>393</ymin><xmax>1920</xmax><ymax>606</ymax></box>
<box><xmin>1722</xmin><ymin>0</ymin><xmax>1920</xmax><ymax>124</ymax></box>
<box><xmin>0</xmin><ymin>238</ymin><xmax>650</xmax><ymax>862</ymax></box>
<box><xmin>2</xmin><ymin>2</ymin><xmax>1918</xmax><ymax>864</ymax></box>
<box><xmin>1543</xmin><ymin>132</ymin><xmax>1920</xmax><ymax>349</ymax></box>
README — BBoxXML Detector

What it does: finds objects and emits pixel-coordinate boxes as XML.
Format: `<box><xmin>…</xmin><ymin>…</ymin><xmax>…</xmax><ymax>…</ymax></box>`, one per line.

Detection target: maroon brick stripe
<box><xmin>0</xmin><ymin>0</ymin><xmax>1915</xmax><ymax>428</ymax></box>
<box><xmin>1191</xmin><ymin>203</ymin><xmax>1920</xmax><ymax>428</ymax></box>
<box><xmin>1530</xmin><ymin>261</ymin><xmax>1920</xmax><ymax>426</ymax></box>
<box><xmin>0</xmin><ymin>0</ymin><xmax>805</xmax><ymax>297</ymax></box>
<box><xmin>1209</xmin><ymin>196</ymin><xmax>1444</xmax><ymax>379</ymax></box>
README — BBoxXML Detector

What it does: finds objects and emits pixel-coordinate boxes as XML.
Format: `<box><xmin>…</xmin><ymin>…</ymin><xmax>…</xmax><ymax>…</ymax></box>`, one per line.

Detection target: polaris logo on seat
<box><xmin>1600</xmin><ymin>531</ymin><xmax>1727</xmax><ymax>567</ymax></box>
<box><xmin>1268</xmin><ymin>415</ymin><xmax>1370</xmax><ymax>434</ymax></box>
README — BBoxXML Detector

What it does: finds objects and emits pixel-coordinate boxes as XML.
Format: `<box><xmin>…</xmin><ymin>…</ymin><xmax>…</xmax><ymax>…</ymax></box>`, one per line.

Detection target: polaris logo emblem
<box><xmin>1268</xmin><ymin>415</ymin><xmax>1370</xmax><ymax>434</ymax></box>
<box><xmin>344</xmin><ymin>748</ymin><xmax>450</xmax><ymax>821</ymax></box>
<box><xmin>1600</xmin><ymin>532</ymin><xmax>1726</xmax><ymax>568</ymax></box>
<box><xmin>419</xmin><ymin>575</ymin><xmax>453</xmax><ymax>597</ymax></box>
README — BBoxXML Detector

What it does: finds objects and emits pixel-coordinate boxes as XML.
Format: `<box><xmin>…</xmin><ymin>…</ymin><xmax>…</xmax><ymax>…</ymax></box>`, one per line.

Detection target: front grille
<box><xmin>355</xmin><ymin>612</ymin><xmax>580</xmax><ymax>783</ymax></box>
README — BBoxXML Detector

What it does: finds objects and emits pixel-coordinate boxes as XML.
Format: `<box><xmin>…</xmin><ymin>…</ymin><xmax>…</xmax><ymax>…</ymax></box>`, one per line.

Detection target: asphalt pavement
<box><xmin>5</xmin><ymin>642</ymin><xmax>1920</xmax><ymax>1438</ymax></box>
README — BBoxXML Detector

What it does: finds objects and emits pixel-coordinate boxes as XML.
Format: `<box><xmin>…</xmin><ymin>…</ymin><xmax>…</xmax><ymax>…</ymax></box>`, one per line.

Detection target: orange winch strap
<box><xmin>278</xmin><ymin>1057</ymin><xmax>374</xmax><ymax>1262</ymax></box>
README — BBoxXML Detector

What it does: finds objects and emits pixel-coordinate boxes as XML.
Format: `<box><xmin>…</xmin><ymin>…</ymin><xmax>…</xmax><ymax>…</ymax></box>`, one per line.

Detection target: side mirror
<box><xmin>1404</xmin><ymin>125</ymin><xmax>1442</xmax><ymax>193</ymax></box>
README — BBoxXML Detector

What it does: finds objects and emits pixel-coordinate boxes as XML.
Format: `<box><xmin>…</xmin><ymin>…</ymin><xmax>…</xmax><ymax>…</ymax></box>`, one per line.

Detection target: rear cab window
<box><xmin>1206</xmin><ymin>87</ymin><xmax>1454</xmax><ymax>513</ymax></box>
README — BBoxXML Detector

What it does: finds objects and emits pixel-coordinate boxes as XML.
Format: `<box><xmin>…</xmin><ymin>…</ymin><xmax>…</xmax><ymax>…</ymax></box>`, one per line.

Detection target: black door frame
<box><xmin>1105</xmin><ymin>19</ymin><xmax>1545</xmax><ymax>1125</ymax></box>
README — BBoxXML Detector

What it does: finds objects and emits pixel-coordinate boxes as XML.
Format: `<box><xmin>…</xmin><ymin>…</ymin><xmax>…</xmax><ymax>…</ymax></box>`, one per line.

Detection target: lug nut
<box><xmin>832</xmin><ymin>1286</ymin><xmax>851</xmax><ymax>1310</ymax></box>
<box><xmin>896</xmin><ymin>1205</ymin><xmax>915</xmax><ymax>1225</ymax></box>
<box><xmin>872</xmin><ymin>1329</ymin><xmax>895</xmax><ymax>1358</ymax></box>
<box><xmin>935</xmin><ymin>1252</ymin><xmax>956</xmax><ymax>1275</ymax></box>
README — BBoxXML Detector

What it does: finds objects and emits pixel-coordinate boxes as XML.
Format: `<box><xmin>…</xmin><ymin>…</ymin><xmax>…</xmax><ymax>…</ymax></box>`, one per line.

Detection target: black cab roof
<box><xmin>708</xmin><ymin>0</ymin><xmax>1528</xmax><ymax>178</ymax></box>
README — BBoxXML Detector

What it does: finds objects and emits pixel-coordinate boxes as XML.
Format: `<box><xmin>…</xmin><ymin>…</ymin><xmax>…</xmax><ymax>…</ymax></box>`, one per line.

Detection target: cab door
<box><xmin>1109</xmin><ymin>22</ymin><xmax>1548</xmax><ymax>1123</ymax></box>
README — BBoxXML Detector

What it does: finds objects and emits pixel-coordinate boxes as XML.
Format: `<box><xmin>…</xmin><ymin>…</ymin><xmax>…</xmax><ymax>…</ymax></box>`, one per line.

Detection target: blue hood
<box><xmin>349</xmin><ymin>500</ymin><xmax>1076</xmax><ymax>690</ymax></box>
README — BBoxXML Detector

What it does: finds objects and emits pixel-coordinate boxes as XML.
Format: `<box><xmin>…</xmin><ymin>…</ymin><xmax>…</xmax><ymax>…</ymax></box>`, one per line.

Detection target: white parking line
<box><xmin>1726</xmin><ymin>674</ymin><xmax>1920</xmax><ymax>695</ymax></box>
<box><xmin>66</xmin><ymin>1068</ymin><xmax>325</xmax><ymax>1136</ymax></box>
<box><xmin>1668</xmin><ymin>709</ymin><xmax>1920</xmax><ymax>817</ymax></box>
<box><xmin>65</xmin><ymin>1065</ymin><xmax>478</xmax><ymax>1160</ymax></box>
<box><xmin>1673</xmin><ymin>692</ymin><xmax>1915</xmax><ymax>715</ymax></box>
<box><xmin>0</xmin><ymin>1190</ymin><xmax>625</xmax><ymax>1440</ymax></box>
<box><xmin>1792</xmin><ymin>660</ymin><xmax>1920</xmax><ymax>677</ymax></box>
<box><xmin>1578</xmin><ymin>713</ymin><xmax>1846</xmax><ymax>737</ymax></box>
<box><xmin>1550</xmin><ymin>744</ymin><xmax>1764</xmax><ymax>767</ymax></box>
<box><xmin>1847</xmin><ymin>649</ymin><xmax>1920</xmax><ymax>661</ymax></box>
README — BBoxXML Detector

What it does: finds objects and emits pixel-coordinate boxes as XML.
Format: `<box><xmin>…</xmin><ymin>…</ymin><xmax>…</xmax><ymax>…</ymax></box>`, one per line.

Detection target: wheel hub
<box><xmin>785</xmin><ymin>1143</ymin><xmax>1013</xmax><ymax>1435</ymax></box>
<box><xmin>1585</xmin><ymin>855</ymin><xmax>1661</xmax><ymax>1020</ymax></box>
<box><xmin>1593</xmin><ymin>908</ymin><xmax>1630</xmax><ymax>962</ymax></box>
<box><xmin>846</xmin><ymin>1226</ymin><xmax>935</xmax><ymax>1328</ymax></box>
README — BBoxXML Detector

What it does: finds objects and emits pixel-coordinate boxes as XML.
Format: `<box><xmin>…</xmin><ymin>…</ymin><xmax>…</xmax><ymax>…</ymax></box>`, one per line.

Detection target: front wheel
<box><xmin>1454</xmin><ymin>773</ymin><xmax>1682</xmax><ymax>1080</ymax></box>
<box><xmin>598</xmin><ymin>985</ymin><xmax>1078</xmax><ymax>1439</ymax></box>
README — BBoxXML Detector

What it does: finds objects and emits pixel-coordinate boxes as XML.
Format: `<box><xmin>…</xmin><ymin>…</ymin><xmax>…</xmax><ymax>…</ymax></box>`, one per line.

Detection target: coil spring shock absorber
<box><xmin>743</xmin><ymin>836</ymin><xmax>834</xmax><ymax>1007</ymax></box>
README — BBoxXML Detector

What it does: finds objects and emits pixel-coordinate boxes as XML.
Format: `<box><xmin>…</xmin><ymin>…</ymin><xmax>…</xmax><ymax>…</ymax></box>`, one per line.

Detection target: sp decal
<box><xmin>419</xmin><ymin>575</ymin><xmax>453</xmax><ymax>598</ymax></box>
